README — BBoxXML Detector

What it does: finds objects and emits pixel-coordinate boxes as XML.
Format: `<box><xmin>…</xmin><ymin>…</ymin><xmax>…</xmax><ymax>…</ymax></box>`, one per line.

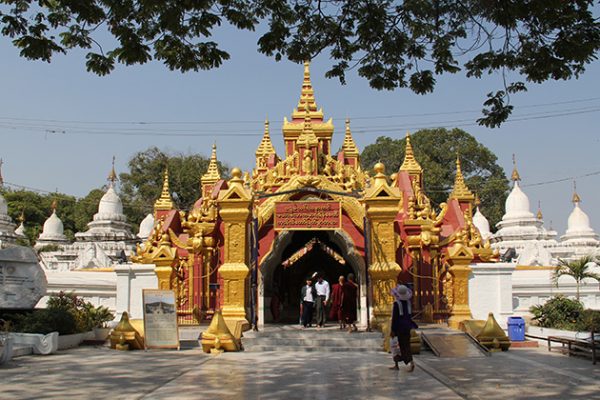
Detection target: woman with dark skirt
<box><xmin>390</xmin><ymin>283</ymin><xmax>417</xmax><ymax>372</ymax></box>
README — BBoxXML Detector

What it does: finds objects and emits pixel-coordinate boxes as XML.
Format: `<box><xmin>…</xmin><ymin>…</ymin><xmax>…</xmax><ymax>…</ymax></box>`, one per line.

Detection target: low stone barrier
<box><xmin>10</xmin><ymin>332</ymin><xmax>58</xmax><ymax>355</ymax></box>
<box><xmin>0</xmin><ymin>336</ymin><xmax>14</xmax><ymax>364</ymax></box>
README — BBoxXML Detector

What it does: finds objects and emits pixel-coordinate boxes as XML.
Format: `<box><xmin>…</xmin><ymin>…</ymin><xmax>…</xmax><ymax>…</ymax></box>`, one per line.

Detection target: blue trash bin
<box><xmin>507</xmin><ymin>316</ymin><xmax>525</xmax><ymax>341</ymax></box>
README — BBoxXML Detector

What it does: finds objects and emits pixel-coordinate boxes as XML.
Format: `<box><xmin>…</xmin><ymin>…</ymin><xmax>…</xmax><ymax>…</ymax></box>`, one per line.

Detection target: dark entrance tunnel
<box><xmin>269</xmin><ymin>231</ymin><xmax>355</xmax><ymax>323</ymax></box>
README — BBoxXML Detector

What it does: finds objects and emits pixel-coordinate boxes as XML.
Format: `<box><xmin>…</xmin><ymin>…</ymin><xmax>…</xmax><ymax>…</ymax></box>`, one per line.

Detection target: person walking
<box><xmin>314</xmin><ymin>274</ymin><xmax>330</xmax><ymax>328</ymax></box>
<box><xmin>342</xmin><ymin>273</ymin><xmax>358</xmax><ymax>332</ymax></box>
<box><xmin>390</xmin><ymin>283</ymin><xmax>417</xmax><ymax>372</ymax></box>
<box><xmin>300</xmin><ymin>278</ymin><xmax>317</xmax><ymax>328</ymax></box>
<box><xmin>329</xmin><ymin>275</ymin><xmax>345</xmax><ymax>330</ymax></box>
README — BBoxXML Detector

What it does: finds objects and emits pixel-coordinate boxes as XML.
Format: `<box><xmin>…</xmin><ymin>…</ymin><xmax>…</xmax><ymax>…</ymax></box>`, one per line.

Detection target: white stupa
<box><xmin>35</xmin><ymin>202</ymin><xmax>69</xmax><ymax>249</ymax></box>
<box><xmin>472</xmin><ymin>196</ymin><xmax>492</xmax><ymax>241</ymax></box>
<box><xmin>38</xmin><ymin>159</ymin><xmax>137</xmax><ymax>271</ymax></box>
<box><xmin>137</xmin><ymin>213</ymin><xmax>155</xmax><ymax>241</ymax></box>
<box><xmin>74</xmin><ymin>161</ymin><xmax>136</xmax><ymax>243</ymax></box>
<box><xmin>558</xmin><ymin>184</ymin><xmax>600</xmax><ymax>260</ymax></box>
<box><xmin>490</xmin><ymin>157</ymin><xmax>558</xmax><ymax>264</ymax></box>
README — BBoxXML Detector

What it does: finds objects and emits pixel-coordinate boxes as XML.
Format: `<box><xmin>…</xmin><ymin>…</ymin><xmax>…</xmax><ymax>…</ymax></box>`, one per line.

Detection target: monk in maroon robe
<box><xmin>342</xmin><ymin>274</ymin><xmax>358</xmax><ymax>332</ymax></box>
<box><xmin>329</xmin><ymin>276</ymin><xmax>345</xmax><ymax>329</ymax></box>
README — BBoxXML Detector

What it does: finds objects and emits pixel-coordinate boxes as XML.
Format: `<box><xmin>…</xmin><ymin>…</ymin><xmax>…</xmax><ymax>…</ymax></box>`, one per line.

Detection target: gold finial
<box><xmin>537</xmin><ymin>201</ymin><xmax>543</xmax><ymax>220</ymax></box>
<box><xmin>51</xmin><ymin>199</ymin><xmax>57</xmax><ymax>212</ymax></box>
<box><xmin>18</xmin><ymin>209</ymin><xmax>25</xmax><ymax>223</ymax></box>
<box><xmin>342</xmin><ymin>118</ymin><xmax>359</xmax><ymax>157</ymax></box>
<box><xmin>399</xmin><ymin>132</ymin><xmax>423</xmax><ymax>174</ymax></box>
<box><xmin>255</xmin><ymin>117</ymin><xmax>276</xmax><ymax>158</ymax></box>
<box><xmin>511</xmin><ymin>154</ymin><xmax>521</xmax><ymax>182</ymax></box>
<box><xmin>107</xmin><ymin>156</ymin><xmax>118</xmax><ymax>186</ymax></box>
<box><xmin>572</xmin><ymin>181</ymin><xmax>581</xmax><ymax>204</ymax></box>
<box><xmin>154</xmin><ymin>168</ymin><xmax>174</xmax><ymax>211</ymax></box>
<box><xmin>202</xmin><ymin>143</ymin><xmax>222</xmax><ymax>186</ymax></box>
<box><xmin>296</xmin><ymin>60</ymin><xmax>317</xmax><ymax>114</ymax></box>
<box><xmin>474</xmin><ymin>193</ymin><xmax>481</xmax><ymax>207</ymax></box>
<box><xmin>450</xmin><ymin>155</ymin><xmax>474</xmax><ymax>201</ymax></box>
<box><xmin>372</xmin><ymin>162</ymin><xmax>388</xmax><ymax>187</ymax></box>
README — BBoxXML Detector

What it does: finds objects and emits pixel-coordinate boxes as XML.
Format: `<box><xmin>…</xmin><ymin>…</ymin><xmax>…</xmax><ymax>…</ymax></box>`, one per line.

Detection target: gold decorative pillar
<box><xmin>446</xmin><ymin>243</ymin><xmax>474</xmax><ymax>329</ymax></box>
<box><xmin>364</xmin><ymin>162</ymin><xmax>402</xmax><ymax>330</ymax></box>
<box><xmin>218</xmin><ymin>168</ymin><xmax>252</xmax><ymax>335</ymax></box>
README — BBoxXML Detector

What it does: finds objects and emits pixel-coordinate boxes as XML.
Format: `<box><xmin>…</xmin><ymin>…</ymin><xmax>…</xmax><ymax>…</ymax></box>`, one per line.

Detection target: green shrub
<box><xmin>575</xmin><ymin>309</ymin><xmax>600</xmax><ymax>332</ymax></box>
<box><xmin>12</xmin><ymin>309</ymin><xmax>78</xmax><ymax>335</ymax></box>
<box><xmin>47</xmin><ymin>291</ymin><xmax>91</xmax><ymax>332</ymax></box>
<box><xmin>5</xmin><ymin>292</ymin><xmax>115</xmax><ymax>335</ymax></box>
<box><xmin>530</xmin><ymin>295</ymin><xmax>584</xmax><ymax>330</ymax></box>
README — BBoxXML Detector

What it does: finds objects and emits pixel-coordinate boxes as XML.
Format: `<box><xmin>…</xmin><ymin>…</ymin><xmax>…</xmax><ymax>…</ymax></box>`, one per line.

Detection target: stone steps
<box><xmin>242</xmin><ymin>326</ymin><xmax>384</xmax><ymax>353</ymax></box>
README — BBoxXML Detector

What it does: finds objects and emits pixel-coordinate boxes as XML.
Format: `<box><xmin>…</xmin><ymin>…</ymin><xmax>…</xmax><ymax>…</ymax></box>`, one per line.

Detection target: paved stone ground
<box><xmin>1</xmin><ymin>345</ymin><xmax>600</xmax><ymax>399</ymax></box>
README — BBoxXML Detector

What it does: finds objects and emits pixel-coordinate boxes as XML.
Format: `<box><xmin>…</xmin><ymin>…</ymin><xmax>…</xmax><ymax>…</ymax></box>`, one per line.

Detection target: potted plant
<box><xmin>88</xmin><ymin>305</ymin><xmax>115</xmax><ymax>341</ymax></box>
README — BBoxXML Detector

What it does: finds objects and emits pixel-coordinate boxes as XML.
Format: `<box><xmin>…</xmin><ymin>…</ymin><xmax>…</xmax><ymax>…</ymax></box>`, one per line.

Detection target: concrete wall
<box><xmin>469</xmin><ymin>262</ymin><xmax>515</xmax><ymax>328</ymax></box>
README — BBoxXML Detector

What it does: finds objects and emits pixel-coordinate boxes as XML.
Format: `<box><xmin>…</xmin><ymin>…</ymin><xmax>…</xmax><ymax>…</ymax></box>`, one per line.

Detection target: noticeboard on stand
<box><xmin>142</xmin><ymin>289</ymin><xmax>179</xmax><ymax>350</ymax></box>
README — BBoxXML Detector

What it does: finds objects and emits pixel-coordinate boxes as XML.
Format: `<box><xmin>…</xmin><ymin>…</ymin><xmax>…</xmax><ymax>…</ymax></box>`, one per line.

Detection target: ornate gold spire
<box><xmin>297</xmin><ymin>61</ymin><xmax>317</xmax><ymax>113</ymax></box>
<box><xmin>154</xmin><ymin>168</ymin><xmax>174</xmax><ymax>211</ymax></box>
<box><xmin>51</xmin><ymin>199</ymin><xmax>57</xmax><ymax>212</ymax></box>
<box><xmin>342</xmin><ymin>118</ymin><xmax>359</xmax><ymax>157</ymax></box>
<box><xmin>296</xmin><ymin>102</ymin><xmax>319</xmax><ymax>148</ymax></box>
<box><xmin>450</xmin><ymin>155</ymin><xmax>474</xmax><ymax>201</ymax></box>
<box><xmin>18</xmin><ymin>209</ymin><xmax>25</xmax><ymax>224</ymax></box>
<box><xmin>399</xmin><ymin>132</ymin><xmax>422</xmax><ymax>173</ymax></box>
<box><xmin>202</xmin><ymin>143</ymin><xmax>221</xmax><ymax>186</ymax></box>
<box><xmin>474</xmin><ymin>193</ymin><xmax>481</xmax><ymax>207</ymax></box>
<box><xmin>107</xmin><ymin>156</ymin><xmax>118</xmax><ymax>186</ymax></box>
<box><xmin>255</xmin><ymin>118</ymin><xmax>276</xmax><ymax>157</ymax></box>
<box><xmin>511</xmin><ymin>154</ymin><xmax>521</xmax><ymax>182</ymax></box>
<box><xmin>572</xmin><ymin>181</ymin><xmax>581</xmax><ymax>204</ymax></box>
<box><xmin>537</xmin><ymin>201</ymin><xmax>543</xmax><ymax>220</ymax></box>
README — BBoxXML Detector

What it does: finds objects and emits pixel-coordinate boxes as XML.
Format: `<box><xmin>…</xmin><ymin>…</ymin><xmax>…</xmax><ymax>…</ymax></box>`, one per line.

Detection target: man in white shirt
<box><xmin>314</xmin><ymin>274</ymin><xmax>330</xmax><ymax>327</ymax></box>
<box><xmin>300</xmin><ymin>278</ymin><xmax>317</xmax><ymax>328</ymax></box>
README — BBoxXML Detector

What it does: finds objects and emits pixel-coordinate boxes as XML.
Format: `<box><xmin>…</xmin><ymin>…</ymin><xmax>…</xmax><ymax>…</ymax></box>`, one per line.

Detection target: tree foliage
<box><xmin>361</xmin><ymin>128</ymin><xmax>509</xmax><ymax>227</ymax></box>
<box><xmin>1</xmin><ymin>1</ymin><xmax>599</xmax><ymax>126</ymax></box>
<box><xmin>2</xmin><ymin>187</ymin><xmax>106</xmax><ymax>243</ymax></box>
<box><xmin>119</xmin><ymin>146</ymin><xmax>229</xmax><ymax>225</ymax></box>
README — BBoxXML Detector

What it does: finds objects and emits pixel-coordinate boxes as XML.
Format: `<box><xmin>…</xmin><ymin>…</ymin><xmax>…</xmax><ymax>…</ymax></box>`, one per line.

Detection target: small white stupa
<box><xmin>472</xmin><ymin>195</ymin><xmax>492</xmax><ymax>241</ymax></box>
<box><xmin>137</xmin><ymin>213</ymin><xmax>155</xmax><ymax>241</ymax></box>
<box><xmin>558</xmin><ymin>183</ymin><xmax>600</xmax><ymax>260</ymax></box>
<box><xmin>14</xmin><ymin>211</ymin><xmax>26</xmax><ymax>238</ymax></box>
<box><xmin>490</xmin><ymin>155</ymin><xmax>557</xmax><ymax>263</ymax></box>
<box><xmin>35</xmin><ymin>200</ymin><xmax>69</xmax><ymax>249</ymax></box>
<box><xmin>75</xmin><ymin>158</ymin><xmax>136</xmax><ymax>243</ymax></box>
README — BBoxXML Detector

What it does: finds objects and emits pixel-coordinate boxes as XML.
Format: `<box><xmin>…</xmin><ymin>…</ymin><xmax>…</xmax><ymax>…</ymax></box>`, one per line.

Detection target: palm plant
<box><xmin>553</xmin><ymin>255</ymin><xmax>600</xmax><ymax>300</ymax></box>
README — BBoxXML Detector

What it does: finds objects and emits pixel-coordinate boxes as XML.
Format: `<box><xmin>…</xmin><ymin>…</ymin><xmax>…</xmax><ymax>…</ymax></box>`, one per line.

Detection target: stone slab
<box><xmin>0</xmin><ymin>246</ymin><xmax>47</xmax><ymax>309</ymax></box>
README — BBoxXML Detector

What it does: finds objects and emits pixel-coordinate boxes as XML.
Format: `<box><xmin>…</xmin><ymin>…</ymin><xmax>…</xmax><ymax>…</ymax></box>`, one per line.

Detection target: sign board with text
<box><xmin>274</xmin><ymin>201</ymin><xmax>342</xmax><ymax>231</ymax></box>
<box><xmin>142</xmin><ymin>289</ymin><xmax>179</xmax><ymax>350</ymax></box>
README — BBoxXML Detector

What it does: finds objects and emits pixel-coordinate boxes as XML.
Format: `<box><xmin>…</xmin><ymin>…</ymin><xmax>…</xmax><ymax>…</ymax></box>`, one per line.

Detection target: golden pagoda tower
<box><xmin>283</xmin><ymin>61</ymin><xmax>334</xmax><ymax>157</ymax></box>
<box><xmin>296</xmin><ymin>103</ymin><xmax>320</xmax><ymax>175</ymax></box>
<box><xmin>341</xmin><ymin>118</ymin><xmax>360</xmax><ymax>167</ymax></box>
<box><xmin>154</xmin><ymin>168</ymin><xmax>174</xmax><ymax>213</ymax></box>
<box><xmin>255</xmin><ymin>118</ymin><xmax>277</xmax><ymax>172</ymax></box>
<box><xmin>201</xmin><ymin>143</ymin><xmax>222</xmax><ymax>197</ymax></box>
<box><xmin>399</xmin><ymin>132</ymin><xmax>423</xmax><ymax>185</ymax></box>
<box><xmin>450</xmin><ymin>155</ymin><xmax>475</xmax><ymax>217</ymax></box>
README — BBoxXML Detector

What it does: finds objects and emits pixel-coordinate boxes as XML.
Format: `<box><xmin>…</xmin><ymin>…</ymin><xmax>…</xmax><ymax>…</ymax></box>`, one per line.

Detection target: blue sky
<box><xmin>0</xmin><ymin>25</ymin><xmax>598</xmax><ymax>235</ymax></box>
